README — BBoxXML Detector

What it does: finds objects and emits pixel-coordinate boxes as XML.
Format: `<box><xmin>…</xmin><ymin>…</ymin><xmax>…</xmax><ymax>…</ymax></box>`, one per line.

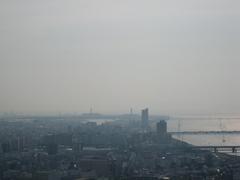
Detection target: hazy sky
<box><xmin>0</xmin><ymin>0</ymin><xmax>240</xmax><ymax>115</ymax></box>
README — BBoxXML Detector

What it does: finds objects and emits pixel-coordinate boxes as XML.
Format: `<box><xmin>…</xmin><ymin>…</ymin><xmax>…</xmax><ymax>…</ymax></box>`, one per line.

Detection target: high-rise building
<box><xmin>141</xmin><ymin>108</ymin><xmax>149</xmax><ymax>128</ymax></box>
<box><xmin>17</xmin><ymin>136</ymin><xmax>25</xmax><ymax>152</ymax></box>
<box><xmin>157</xmin><ymin>120</ymin><xmax>167</xmax><ymax>136</ymax></box>
<box><xmin>44</xmin><ymin>134</ymin><xmax>58</xmax><ymax>155</ymax></box>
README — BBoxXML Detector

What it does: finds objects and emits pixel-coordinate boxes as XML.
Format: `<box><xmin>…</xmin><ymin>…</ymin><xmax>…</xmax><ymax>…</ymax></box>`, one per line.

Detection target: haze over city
<box><xmin>1</xmin><ymin>0</ymin><xmax>240</xmax><ymax>115</ymax></box>
<box><xmin>2</xmin><ymin>1</ymin><xmax>240</xmax><ymax>180</ymax></box>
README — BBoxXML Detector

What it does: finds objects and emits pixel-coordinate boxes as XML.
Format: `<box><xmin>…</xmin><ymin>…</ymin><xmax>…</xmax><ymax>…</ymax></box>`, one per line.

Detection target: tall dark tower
<box><xmin>157</xmin><ymin>120</ymin><xmax>167</xmax><ymax>136</ymax></box>
<box><xmin>141</xmin><ymin>108</ymin><xmax>149</xmax><ymax>128</ymax></box>
<box><xmin>45</xmin><ymin>134</ymin><xmax>58</xmax><ymax>155</ymax></box>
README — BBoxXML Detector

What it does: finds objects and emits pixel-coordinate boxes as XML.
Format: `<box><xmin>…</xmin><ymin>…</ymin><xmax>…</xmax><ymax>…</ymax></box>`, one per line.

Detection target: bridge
<box><xmin>191</xmin><ymin>145</ymin><xmax>240</xmax><ymax>153</ymax></box>
<box><xmin>169</xmin><ymin>130</ymin><xmax>240</xmax><ymax>135</ymax></box>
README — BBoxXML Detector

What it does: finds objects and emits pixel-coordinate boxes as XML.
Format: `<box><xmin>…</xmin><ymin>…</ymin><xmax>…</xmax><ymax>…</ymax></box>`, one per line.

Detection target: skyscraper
<box><xmin>141</xmin><ymin>108</ymin><xmax>149</xmax><ymax>128</ymax></box>
<box><xmin>157</xmin><ymin>120</ymin><xmax>167</xmax><ymax>136</ymax></box>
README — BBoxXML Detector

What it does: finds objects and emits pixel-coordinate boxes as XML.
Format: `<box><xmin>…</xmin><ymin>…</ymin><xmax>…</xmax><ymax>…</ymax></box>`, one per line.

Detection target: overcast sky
<box><xmin>0</xmin><ymin>0</ymin><xmax>240</xmax><ymax>115</ymax></box>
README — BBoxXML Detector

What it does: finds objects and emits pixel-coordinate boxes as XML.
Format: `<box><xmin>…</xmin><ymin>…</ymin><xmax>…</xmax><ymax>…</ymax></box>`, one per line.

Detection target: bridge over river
<box><xmin>191</xmin><ymin>145</ymin><xmax>240</xmax><ymax>153</ymax></box>
<box><xmin>169</xmin><ymin>130</ymin><xmax>240</xmax><ymax>135</ymax></box>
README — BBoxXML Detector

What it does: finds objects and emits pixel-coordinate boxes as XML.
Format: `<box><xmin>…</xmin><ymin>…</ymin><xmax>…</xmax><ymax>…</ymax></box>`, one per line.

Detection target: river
<box><xmin>167</xmin><ymin>115</ymin><xmax>240</xmax><ymax>154</ymax></box>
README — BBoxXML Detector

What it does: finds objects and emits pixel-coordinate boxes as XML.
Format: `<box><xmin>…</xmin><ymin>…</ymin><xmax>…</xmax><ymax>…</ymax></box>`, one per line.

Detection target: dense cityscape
<box><xmin>1</xmin><ymin>110</ymin><xmax>240</xmax><ymax>180</ymax></box>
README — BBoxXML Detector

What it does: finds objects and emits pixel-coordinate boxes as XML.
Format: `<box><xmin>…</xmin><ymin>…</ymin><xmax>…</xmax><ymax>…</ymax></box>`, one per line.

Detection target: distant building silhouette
<box><xmin>141</xmin><ymin>108</ymin><xmax>149</xmax><ymax>129</ymax></box>
<box><xmin>157</xmin><ymin>120</ymin><xmax>167</xmax><ymax>136</ymax></box>
<box><xmin>156</xmin><ymin>120</ymin><xmax>171</xmax><ymax>143</ymax></box>
<box><xmin>17</xmin><ymin>136</ymin><xmax>25</xmax><ymax>152</ymax></box>
<box><xmin>44</xmin><ymin>134</ymin><xmax>58</xmax><ymax>155</ymax></box>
